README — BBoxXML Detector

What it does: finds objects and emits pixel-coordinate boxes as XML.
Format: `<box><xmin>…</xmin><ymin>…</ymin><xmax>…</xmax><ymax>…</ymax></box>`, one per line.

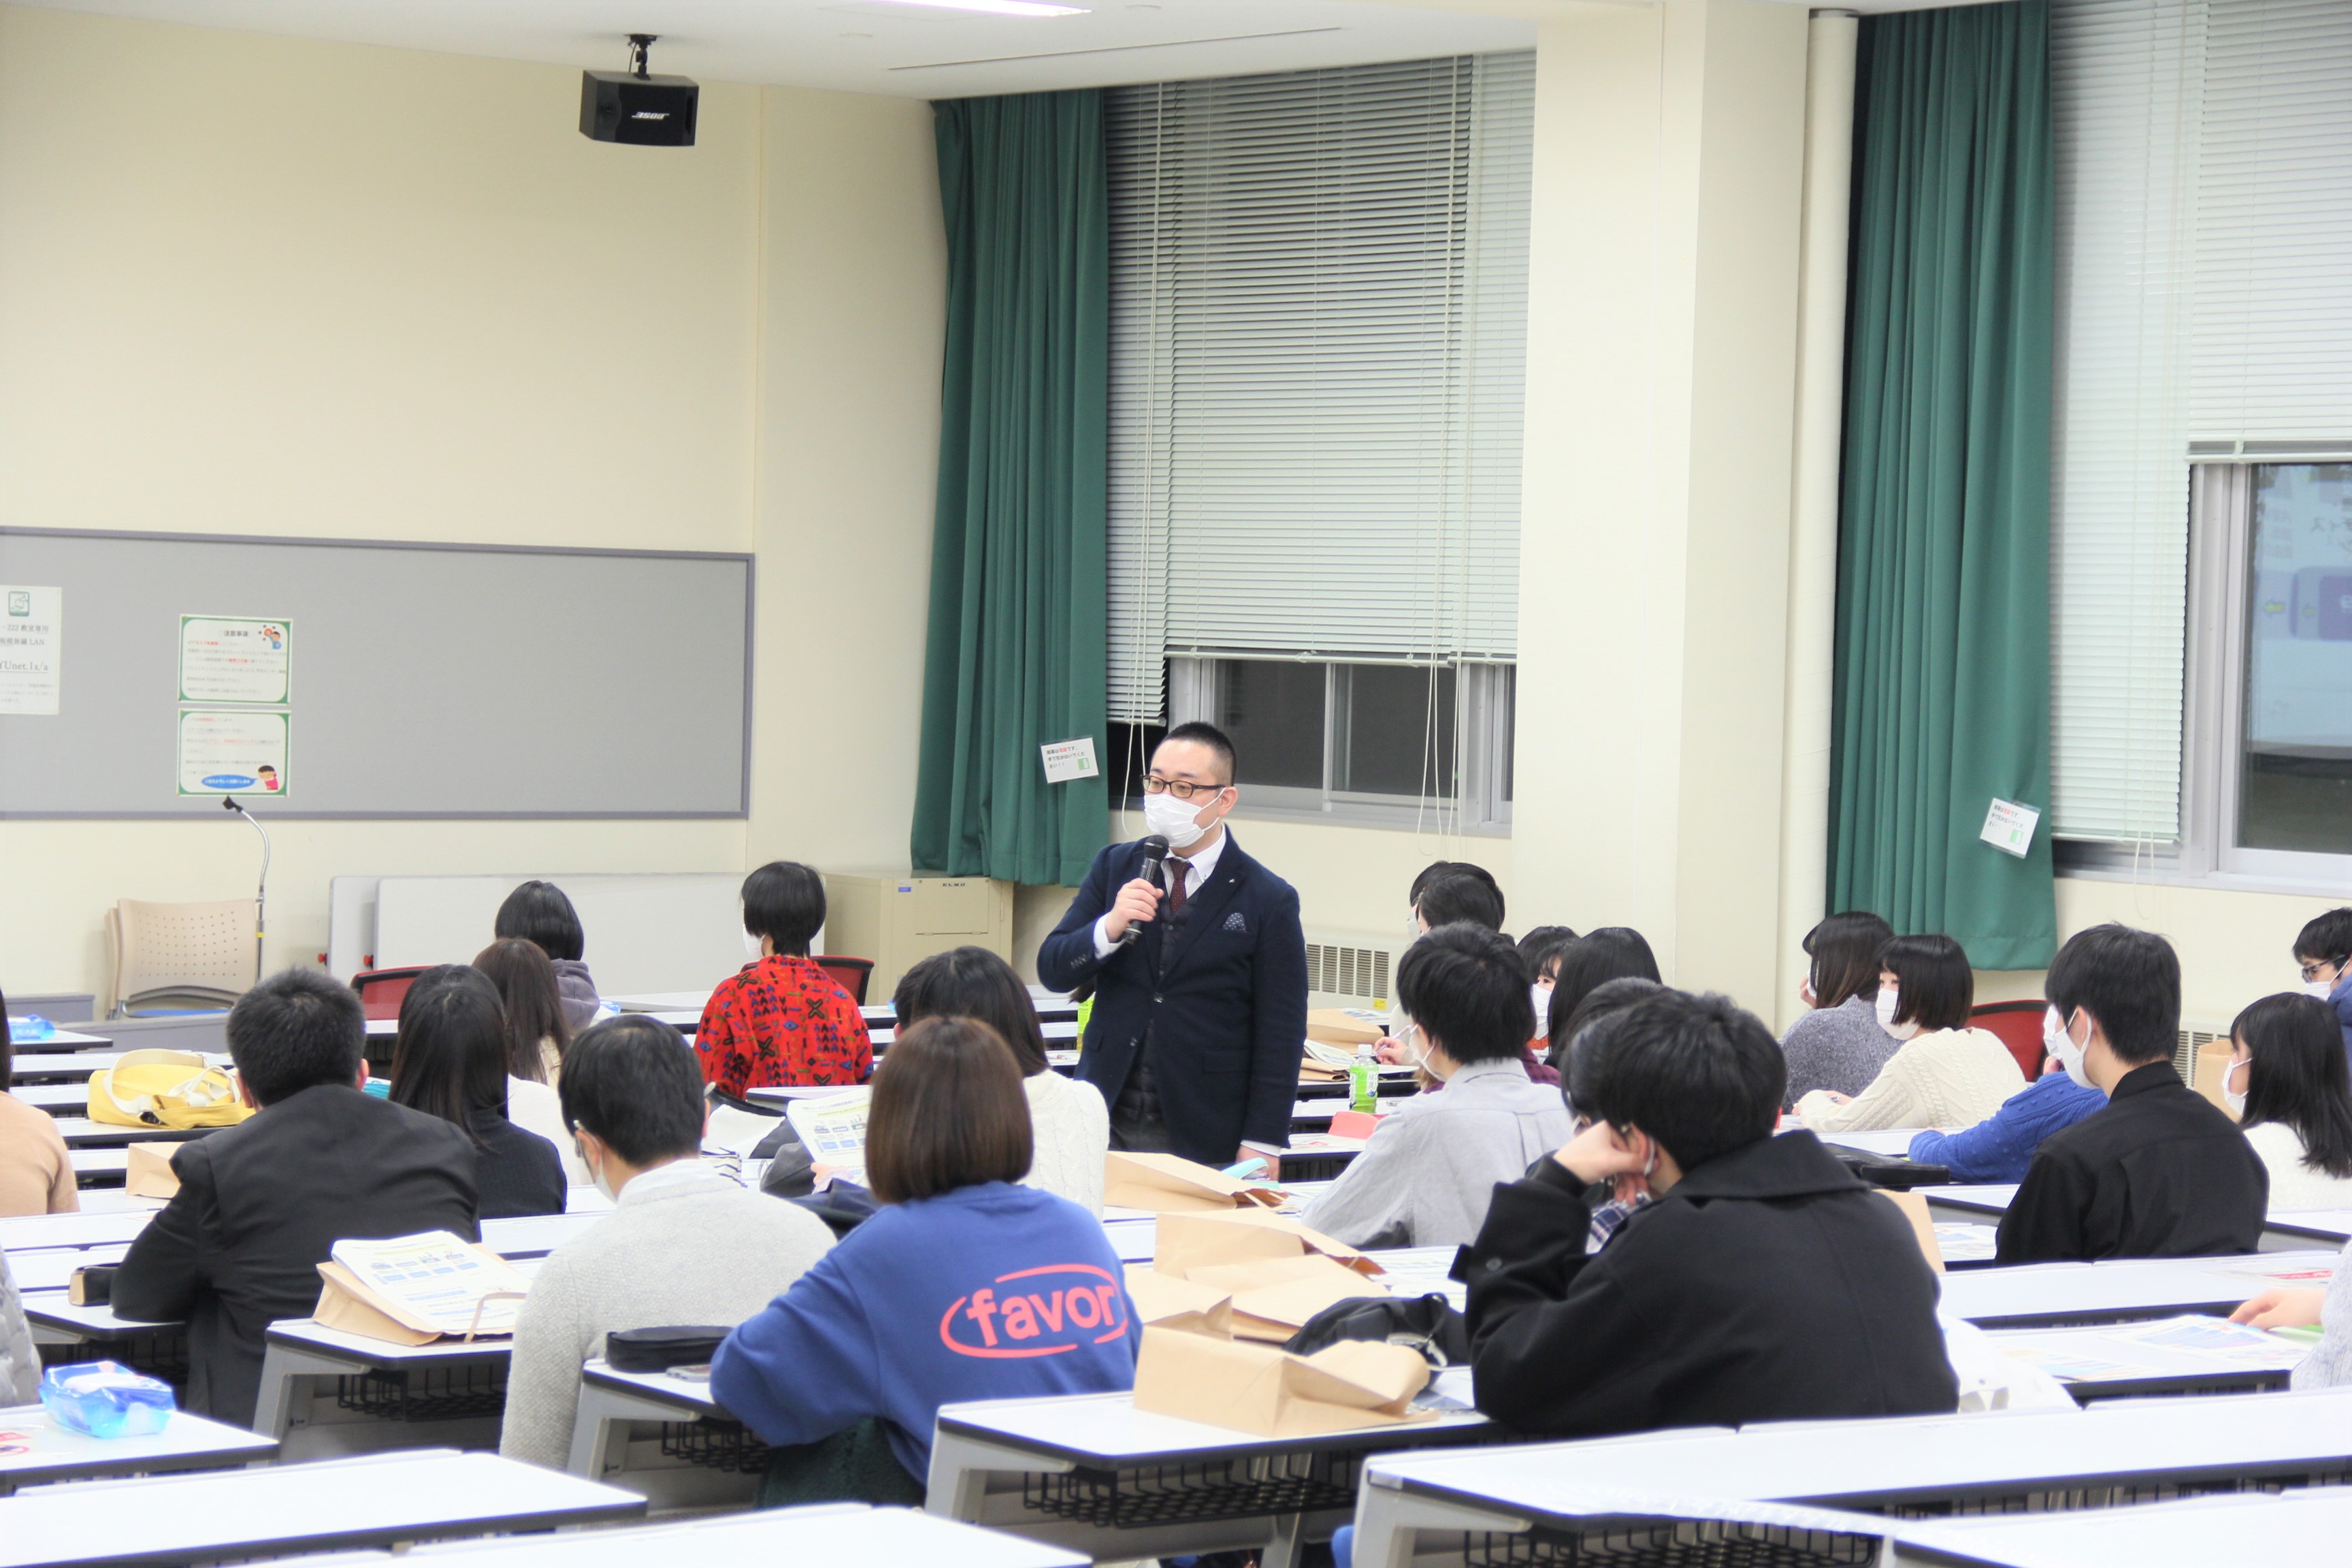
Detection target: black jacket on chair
<box><xmin>112</xmin><ymin>1084</ymin><xmax>480</xmax><ymax>1428</ymax></box>
<box><xmin>1035</xmin><ymin>834</ymin><xmax>1309</xmax><ymax>1164</ymax></box>
<box><xmin>1995</xmin><ymin>1061</ymin><xmax>2268</xmax><ymax>1264</ymax></box>
<box><xmin>1456</xmin><ymin>1130</ymin><xmax>1958</xmax><ymax>1439</ymax></box>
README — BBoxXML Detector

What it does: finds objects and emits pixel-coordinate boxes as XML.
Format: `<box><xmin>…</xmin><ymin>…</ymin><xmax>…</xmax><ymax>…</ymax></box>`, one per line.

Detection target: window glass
<box><xmin>2240</xmin><ymin>463</ymin><xmax>2352</xmax><ymax>854</ymax></box>
<box><xmin>1334</xmin><ymin>664</ymin><xmax>1458</xmax><ymax>798</ymax></box>
<box><xmin>1213</xmin><ymin>661</ymin><xmax>1325</xmax><ymax>789</ymax></box>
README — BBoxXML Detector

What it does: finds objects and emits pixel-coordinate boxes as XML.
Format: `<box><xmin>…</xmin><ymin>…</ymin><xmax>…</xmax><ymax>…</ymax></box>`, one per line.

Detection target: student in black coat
<box><xmin>391</xmin><ymin>966</ymin><xmax>568</xmax><ymax>1220</ymax></box>
<box><xmin>1457</xmin><ymin>988</ymin><xmax>1957</xmax><ymax>1438</ymax></box>
<box><xmin>1997</xmin><ymin>924</ymin><xmax>2268</xmax><ymax>1264</ymax></box>
<box><xmin>114</xmin><ymin>970</ymin><xmax>479</xmax><ymax>1427</ymax></box>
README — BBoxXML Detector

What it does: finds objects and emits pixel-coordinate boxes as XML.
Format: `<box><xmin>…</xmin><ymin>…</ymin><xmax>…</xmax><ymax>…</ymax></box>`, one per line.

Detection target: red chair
<box><xmin>815</xmin><ymin>955</ymin><xmax>876</xmax><ymax>1007</ymax></box>
<box><xmin>1972</xmin><ymin>1000</ymin><xmax>2048</xmax><ymax>1081</ymax></box>
<box><xmin>350</xmin><ymin>966</ymin><xmax>431</xmax><ymax>1021</ymax></box>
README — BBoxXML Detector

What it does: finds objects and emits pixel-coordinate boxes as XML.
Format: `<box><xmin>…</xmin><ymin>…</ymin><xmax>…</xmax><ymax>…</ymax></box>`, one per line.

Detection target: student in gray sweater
<box><xmin>1778</xmin><ymin>911</ymin><xmax>1898</xmax><ymax>1106</ymax></box>
<box><xmin>498</xmin><ymin>1015</ymin><xmax>834</xmax><ymax>1469</ymax></box>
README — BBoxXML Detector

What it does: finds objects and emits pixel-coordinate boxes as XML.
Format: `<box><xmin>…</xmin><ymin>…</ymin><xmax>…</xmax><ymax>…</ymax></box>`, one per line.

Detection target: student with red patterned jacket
<box><xmin>696</xmin><ymin>862</ymin><xmax>872</xmax><ymax>1096</ymax></box>
<box><xmin>713</xmin><ymin>1017</ymin><xmax>1138</xmax><ymax>1506</ymax></box>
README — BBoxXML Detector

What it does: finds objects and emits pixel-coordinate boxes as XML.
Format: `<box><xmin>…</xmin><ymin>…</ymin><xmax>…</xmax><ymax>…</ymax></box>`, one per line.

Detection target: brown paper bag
<box><xmin>312</xmin><ymin>1242</ymin><xmax>527</xmax><ymax>1346</ymax></box>
<box><xmin>1103</xmin><ymin>1152</ymin><xmax>1286</xmax><ymax>1215</ymax></box>
<box><xmin>1152</xmin><ymin>1208</ymin><xmax>1380</xmax><ymax>1279</ymax></box>
<box><xmin>1306</xmin><ymin>1009</ymin><xmax>1386</xmax><ymax>1048</ymax></box>
<box><xmin>1877</xmin><ymin>1190</ymin><xmax>1945</xmax><ymax>1276</ymax></box>
<box><xmin>1186</xmin><ymin>1254</ymin><xmax>1394</xmax><ymax>1342</ymax></box>
<box><xmin>1123</xmin><ymin>1265</ymin><xmax>1235</xmax><ymax>1338</ymax></box>
<box><xmin>1132</xmin><ymin>1325</ymin><xmax>1435</xmax><ymax>1437</ymax></box>
<box><xmin>123</xmin><ymin>1141</ymin><xmax>181</xmax><ymax>1200</ymax></box>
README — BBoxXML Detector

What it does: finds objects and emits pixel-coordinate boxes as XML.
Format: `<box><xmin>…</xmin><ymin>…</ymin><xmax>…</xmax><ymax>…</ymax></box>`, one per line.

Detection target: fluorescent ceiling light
<box><xmin>863</xmin><ymin>0</ymin><xmax>1090</xmax><ymax>16</ymax></box>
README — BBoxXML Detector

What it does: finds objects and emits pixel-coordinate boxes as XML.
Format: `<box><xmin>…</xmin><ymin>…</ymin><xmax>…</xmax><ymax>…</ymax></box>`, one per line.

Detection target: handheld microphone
<box><xmin>1117</xmin><ymin>834</ymin><xmax>1173</xmax><ymax>948</ymax></box>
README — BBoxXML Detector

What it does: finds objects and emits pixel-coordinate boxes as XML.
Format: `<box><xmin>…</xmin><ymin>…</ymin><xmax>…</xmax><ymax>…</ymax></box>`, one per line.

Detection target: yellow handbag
<box><xmin>86</xmin><ymin>1049</ymin><xmax>252</xmax><ymax>1130</ymax></box>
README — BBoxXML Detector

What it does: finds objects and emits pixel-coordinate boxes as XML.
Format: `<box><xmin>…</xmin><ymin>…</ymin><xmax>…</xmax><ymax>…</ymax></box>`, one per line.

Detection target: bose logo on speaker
<box><xmin>631</xmin><ymin>111</ymin><xmax>670</xmax><ymax>120</ymax></box>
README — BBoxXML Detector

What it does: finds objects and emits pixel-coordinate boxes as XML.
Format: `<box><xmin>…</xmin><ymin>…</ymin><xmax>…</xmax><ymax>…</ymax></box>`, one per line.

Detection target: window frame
<box><xmin>1167</xmin><ymin>655</ymin><xmax>1512</xmax><ymax>836</ymax></box>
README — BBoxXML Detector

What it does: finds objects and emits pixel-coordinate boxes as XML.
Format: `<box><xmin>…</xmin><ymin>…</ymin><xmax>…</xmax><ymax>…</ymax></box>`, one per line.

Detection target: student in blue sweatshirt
<box><xmin>1906</xmin><ymin>1066</ymin><xmax>2106</xmax><ymax>1184</ymax></box>
<box><xmin>712</xmin><ymin>1016</ymin><xmax>1139</xmax><ymax>1505</ymax></box>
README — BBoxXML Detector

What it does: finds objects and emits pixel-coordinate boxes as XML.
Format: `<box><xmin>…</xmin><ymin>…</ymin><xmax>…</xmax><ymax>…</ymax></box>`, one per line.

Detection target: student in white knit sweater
<box><xmin>1797</xmin><ymin>934</ymin><xmax>2025</xmax><ymax>1135</ymax></box>
<box><xmin>498</xmin><ymin>1015</ymin><xmax>835</xmax><ymax>1469</ymax></box>
<box><xmin>892</xmin><ymin>947</ymin><xmax>1109</xmax><ymax>1214</ymax></box>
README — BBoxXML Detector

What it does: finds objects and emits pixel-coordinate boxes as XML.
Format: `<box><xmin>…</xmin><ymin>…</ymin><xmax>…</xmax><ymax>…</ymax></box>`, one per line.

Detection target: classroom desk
<box><xmin>0</xmin><ymin>1208</ymin><xmax>159</xmax><ymax>1250</ymax></box>
<box><xmin>1348</xmin><ymin>1388</ymin><xmax>2352</xmax><ymax>1568</ymax></box>
<box><xmin>1</xmin><ymin>1029</ymin><xmax>113</xmax><ymax>1053</ymax></box>
<box><xmin>566</xmin><ymin>1359</ymin><xmax>767</xmax><ymax>1512</ymax></box>
<box><xmin>15</xmin><ymin>1085</ymin><xmax>89</xmax><ymax>1115</ymax></box>
<box><xmin>1881</xmin><ymin>1485</ymin><xmax>2352</xmax><ymax>1568</ymax></box>
<box><xmin>254</xmin><ymin>1321</ymin><xmax>520</xmax><ymax>1463</ymax></box>
<box><xmin>0</xmin><ymin>1404</ymin><xmax>276</xmax><ymax>1497</ymax></box>
<box><xmin>927</xmin><ymin>1384</ymin><xmax>1495</xmax><ymax>1568</ymax></box>
<box><xmin>0</xmin><ymin>1447</ymin><xmax>644</xmax><ymax>1568</ymax></box>
<box><xmin>868</xmin><ymin>1019</ymin><xmax>1081</xmax><ymax>1049</ymax></box>
<box><xmin>3</xmin><ymin>1244</ymin><xmax>129</xmax><ymax>1294</ymax></box>
<box><xmin>47</xmin><ymin>1118</ymin><xmax>211</xmax><ymax>1151</ymax></box>
<box><xmin>2262</xmin><ymin>1208</ymin><xmax>2352</xmax><ymax>1250</ymax></box>
<box><xmin>1936</xmin><ymin>1250</ymin><xmax>2338</xmax><ymax>1328</ymax></box>
<box><xmin>10</xmin><ymin>1052</ymin><xmax>229</xmax><ymax>1087</ymax></box>
<box><xmin>1979</xmin><ymin>1319</ymin><xmax>2304</xmax><ymax>1403</ymax></box>
<box><xmin>1918</xmin><ymin>1185</ymin><xmax>2019</xmax><ymax>1224</ymax></box>
<box><xmin>66</xmin><ymin>1149</ymin><xmax>129</xmax><ymax>1188</ymax></box>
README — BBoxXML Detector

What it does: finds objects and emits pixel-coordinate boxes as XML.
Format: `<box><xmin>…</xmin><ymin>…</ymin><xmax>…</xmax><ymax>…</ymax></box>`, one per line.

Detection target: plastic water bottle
<box><xmin>1348</xmin><ymin>1043</ymin><xmax>1379</xmax><ymax>1115</ymax></box>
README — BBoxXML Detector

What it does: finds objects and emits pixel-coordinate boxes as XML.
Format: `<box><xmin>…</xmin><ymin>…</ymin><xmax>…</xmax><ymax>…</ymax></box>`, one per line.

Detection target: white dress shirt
<box><xmin>1090</xmin><ymin>828</ymin><xmax>1228</xmax><ymax>956</ymax></box>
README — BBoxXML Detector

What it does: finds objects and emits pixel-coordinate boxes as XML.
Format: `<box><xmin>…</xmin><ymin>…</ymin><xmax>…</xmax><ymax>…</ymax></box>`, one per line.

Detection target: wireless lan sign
<box><xmin>581</xmin><ymin>34</ymin><xmax>698</xmax><ymax>147</ymax></box>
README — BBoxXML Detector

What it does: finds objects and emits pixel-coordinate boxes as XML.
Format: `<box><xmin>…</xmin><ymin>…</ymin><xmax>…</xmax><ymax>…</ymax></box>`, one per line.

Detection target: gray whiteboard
<box><xmin>0</xmin><ymin>528</ymin><xmax>752</xmax><ymax>818</ymax></box>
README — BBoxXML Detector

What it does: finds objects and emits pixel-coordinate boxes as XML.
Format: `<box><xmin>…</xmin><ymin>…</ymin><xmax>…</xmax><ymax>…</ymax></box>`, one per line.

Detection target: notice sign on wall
<box><xmin>178</xmin><ymin>708</ymin><xmax>289</xmax><ymax>797</ymax></box>
<box><xmin>180</xmin><ymin>615</ymin><xmax>291</xmax><ymax>705</ymax></box>
<box><xmin>0</xmin><ymin>586</ymin><xmax>62</xmax><ymax>715</ymax></box>
<box><xmin>1041</xmin><ymin>736</ymin><xmax>1100</xmax><ymax>785</ymax></box>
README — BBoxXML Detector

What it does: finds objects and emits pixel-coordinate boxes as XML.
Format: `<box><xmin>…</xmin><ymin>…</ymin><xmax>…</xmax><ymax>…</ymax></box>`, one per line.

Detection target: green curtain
<box><xmin>1830</xmin><ymin>0</ymin><xmax>2057</xmax><ymax>970</ymax></box>
<box><xmin>912</xmin><ymin>91</ymin><xmax>1110</xmax><ymax>887</ymax></box>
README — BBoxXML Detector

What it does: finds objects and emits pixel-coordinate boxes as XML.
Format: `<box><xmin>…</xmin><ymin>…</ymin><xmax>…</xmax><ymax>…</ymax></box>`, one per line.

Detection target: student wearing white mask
<box><xmin>2291</xmin><ymin>907</ymin><xmax>2352</xmax><ymax>1070</ymax></box>
<box><xmin>1996</xmin><ymin>925</ymin><xmax>2268</xmax><ymax>1265</ymax></box>
<box><xmin>1795</xmin><ymin>934</ymin><xmax>2024</xmax><ymax>1134</ymax></box>
<box><xmin>2226</xmin><ymin>992</ymin><xmax>2352</xmax><ymax>1211</ymax></box>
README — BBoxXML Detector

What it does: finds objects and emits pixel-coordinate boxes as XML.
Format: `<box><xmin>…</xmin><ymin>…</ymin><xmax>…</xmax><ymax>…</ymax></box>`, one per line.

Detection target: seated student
<box><xmin>712</xmin><ymin>1017</ymin><xmax>1137</xmax><ymax>1507</ymax></box>
<box><xmin>1904</xmin><ymin>1062</ymin><xmax>2104</xmax><ymax>1184</ymax></box>
<box><xmin>2294</xmin><ymin>906</ymin><xmax>2352</xmax><ymax>1065</ymax></box>
<box><xmin>2227</xmin><ymin>992</ymin><xmax>2352</xmax><ymax>1210</ymax></box>
<box><xmin>1518</xmin><ymin>924</ymin><xmax>1578</xmax><ymax>1023</ymax></box>
<box><xmin>1301</xmin><ymin>924</ymin><xmax>1573</xmax><ymax>1249</ymax></box>
<box><xmin>2</xmin><ymin>1254</ymin><xmax>37</xmax><ymax>1405</ymax></box>
<box><xmin>1540</xmin><ymin>929</ymin><xmax>1663</xmax><ymax>1071</ymax></box>
<box><xmin>1457</xmin><ymin>988</ymin><xmax>1957</xmax><ymax>1437</ymax></box>
<box><xmin>0</xmin><ymin>996</ymin><xmax>76</xmax><ymax>1216</ymax></box>
<box><xmin>495</xmin><ymin>880</ymin><xmax>600</xmax><ymax>1033</ymax></box>
<box><xmin>1778</xmin><ymin>911</ymin><xmax>1899</xmax><ymax>1104</ymax></box>
<box><xmin>1997</xmin><ymin>925</ymin><xmax>2268</xmax><ymax>1264</ymax></box>
<box><xmin>1411</xmin><ymin>872</ymin><xmax>1558</xmax><ymax>1088</ymax></box>
<box><xmin>114</xmin><ymin>970</ymin><xmax>478</xmax><ymax>1426</ymax></box>
<box><xmin>2234</xmin><ymin>1237</ymin><xmax>2352</xmax><ymax>1389</ymax></box>
<box><xmin>893</xmin><ymin>946</ymin><xmax>1108</xmax><ymax>1214</ymax></box>
<box><xmin>1796</xmin><ymin>934</ymin><xmax>2025</xmax><ymax>1134</ymax></box>
<box><xmin>499</xmin><ymin>1015</ymin><xmax>834</xmax><ymax>1469</ymax></box>
<box><xmin>391</xmin><ymin>966</ymin><xmax>567</xmax><ymax>1220</ymax></box>
<box><xmin>696</xmin><ymin>861</ymin><xmax>872</xmax><ymax>1098</ymax></box>
<box><xmin>474</xmin><ymin>938</ymin><xmax>590</xmax><ymax>1188</ymax></box>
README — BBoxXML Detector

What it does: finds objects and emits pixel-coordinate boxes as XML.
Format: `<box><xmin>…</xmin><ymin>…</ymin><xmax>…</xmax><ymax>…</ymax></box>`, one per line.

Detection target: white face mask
<box><xmin>1874</xmin><ymin>987</ymin><xmax>1918</xmax><ymax>1041</ymax></box>
<box><xmin>1143</xmin><ymin>788</ymin><xmax>1218</xmax><ymax>850</ymax></box>
<box><xmin>2045</xmin><ymin>1004</ymin><xmax>2095</xmax><ymax>1091</ymax></box>
<box><xmin>2304</xmin><ymin>977</ymin><xmax>2339</xmax><ymax>1002</ymax></box>
<box><xmin>742</xmin><ymin>928</ymin><xmax>766</xmax><ymax>961</ymax></box>
<box><xmin>582</xmin><ymin>1139</ymin><xmax>621</xmax><ymax>1203</ymax></box>
<box><xmin>2224</xmin><ymin>1056</ymin><xmax>2249</xmax><ymax>1120</ymax></box>
<box><xmin>1531</xmin><ymin>983</ymin><xmax>1552</xmax><ymax>1032</ymax></box>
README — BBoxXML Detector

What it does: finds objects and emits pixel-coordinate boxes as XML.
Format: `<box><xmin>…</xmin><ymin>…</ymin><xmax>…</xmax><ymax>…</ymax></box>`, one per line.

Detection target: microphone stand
<box><xmin>223</xmin><ymin>797</ymin><xmax>271</xmax><ymax>985</ymax></box>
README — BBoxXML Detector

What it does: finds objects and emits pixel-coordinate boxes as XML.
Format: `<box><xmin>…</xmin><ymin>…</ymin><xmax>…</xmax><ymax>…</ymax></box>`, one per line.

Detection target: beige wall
<box><xmin>0</xmin><ymin>7</ymin><xmax>942</xmax><ymax>998</ymax></box>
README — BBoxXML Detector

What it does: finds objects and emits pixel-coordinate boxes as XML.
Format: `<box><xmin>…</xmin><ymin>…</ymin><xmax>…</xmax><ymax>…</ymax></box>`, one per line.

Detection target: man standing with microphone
<box><xmin>1037</xmin><ymin>723</ymin><xmax>1309</xmax><ymax>1173</ymax></box>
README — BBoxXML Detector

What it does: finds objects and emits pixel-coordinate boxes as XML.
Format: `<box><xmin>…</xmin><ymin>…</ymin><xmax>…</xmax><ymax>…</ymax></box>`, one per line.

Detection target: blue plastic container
<box><xmin>39</xmin><ymin>1360</ymin><xmax>176</xmax><ymax>1438</ymax></box>
<box><xmin>10</xmin><ymin>1013</ymin><xmax>56</xmax><ymax>1042</ymax></box>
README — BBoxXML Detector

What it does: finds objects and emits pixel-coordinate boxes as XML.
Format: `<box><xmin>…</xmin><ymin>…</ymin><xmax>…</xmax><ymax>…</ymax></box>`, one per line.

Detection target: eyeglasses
<box><xmin>2302</xmin><ymin>959</ymin><xmax>2345</xmax><ymax>982</ymax></box>
<box><xmin>1142</xmin><ymin>775</ymin><xmax>1227</xmax><ymax>801</ymax></box>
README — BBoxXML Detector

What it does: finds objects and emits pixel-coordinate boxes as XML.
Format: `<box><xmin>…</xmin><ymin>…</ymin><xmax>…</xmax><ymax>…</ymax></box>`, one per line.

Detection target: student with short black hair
<box><xmin>1302</xmin><ymin>924</ymin><xmax>1573</xmax><ymax>1247</ymax></box>
<box><xmin>1409</xmin><ymin>860</ymin><xmax>1505</xmax><ymax>929</ymax></box>
<box><xmin>1414</xmin><ymin>871</ymin><xmax>1506</xmax><ymax>935</ymax></box>
<box><xmin>713</xmin><ymin>1017</ymin><xmax>1138</xmax><ymax>1507</ymax></box>
<box><xmin>495</xmin><ymin>881</ymin><xmax>598</xmax><ymax>1032</ymax></box>
<box><xmin>499</xmin><ymin>1016</ymin><xmax>834</xmax><ymax>1469</ymax></box>
<box><xmin>696</xmin><ymin>862</ymin><xmax>872</xmax><ymax>1097</ymax></box>
<box><xmin>474</xmin><ymin>938</ymin><xmax>590</xmax><ymax>1188</ymax></box>
<box><xmin>1458</xmin><ymin>989</ymin><xmax>1957</xmax><ymax>1437</ymax></box>
<box><xmin>1778</xmin><ymin>911</ymin><xmax>1899</xmax><ymax>1103</ymax></box>
<box><xmin>2294</xmin><ymin>906</ymin><xmax>2352</xmax><ymax>1066</ymax></box>
<box><xmin>2227</xmin><ymin>992</ymin><xmax>2352</xmax><ymax>1210</ymax></box>
<box><xmin>1383</xmin><ymin>865</ymin><xmax>1557</xmax><ymax>1088</ymax></box>
<box><xmin>1541</xmin><ymin>929</ymin><xmax>1663</xmax><ymax>1071</ymax></box>
<box><xmin>894</xmin><ymin>946</ymin><xmax>1108</xmax><ymax>1213</ymax></box>
<box><xmin>1797</xmin><ymin>934</ymin><xmax>2025</xmax><ymax>1133</ymax></box>
<box><xmin>114</xmin><ymin>969</ymin><xmax>478</xmax><ymax>1425</ymax></box>
<box><xmin>391</xmin><ymin>966</ymin><xmax>566</xmax><ymax>1220</ymax></box>
<box><xmin>1996</xmin><ymin>924</ymin><xmax>2269</xmax><ymax>1264</ymax></box>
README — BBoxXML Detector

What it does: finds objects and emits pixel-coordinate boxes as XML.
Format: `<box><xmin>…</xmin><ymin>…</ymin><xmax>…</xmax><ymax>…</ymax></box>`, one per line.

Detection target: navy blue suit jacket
<box><xmin>1036</xmin><ymin>833</ymin><xmax>1309</xmax><ymax>1164</ymax></box>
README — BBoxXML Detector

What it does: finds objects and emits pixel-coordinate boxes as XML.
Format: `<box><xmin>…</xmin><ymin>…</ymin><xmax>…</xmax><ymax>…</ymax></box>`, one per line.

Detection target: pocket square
<box><xmin>1223</xmin><ymin>911</ymin><xmax>1248</xmax><ymax>933</ymax></box>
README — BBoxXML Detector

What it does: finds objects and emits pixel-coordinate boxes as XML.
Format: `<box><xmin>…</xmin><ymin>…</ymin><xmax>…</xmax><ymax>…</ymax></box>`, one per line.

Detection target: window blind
<box><xmin>1105</xmin><ymin>52</ymin><xmax>1533</xmax><ymax>723</ymax></box>
<box><xmin>2050</xmin><ymin>0</ymin><xmax>2352</xmax><ymax>841</ymax></box>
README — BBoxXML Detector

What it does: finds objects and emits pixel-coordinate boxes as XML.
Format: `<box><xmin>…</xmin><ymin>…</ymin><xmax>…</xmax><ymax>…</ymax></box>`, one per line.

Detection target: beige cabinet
<box><xmin>821</xmin><ymin>870</ymin><xmax>1015</xmax><ymax>1002</ymax></box>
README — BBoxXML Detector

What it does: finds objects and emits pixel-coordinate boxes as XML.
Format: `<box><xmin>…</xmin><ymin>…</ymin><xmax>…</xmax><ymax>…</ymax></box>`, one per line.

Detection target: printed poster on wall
<box><xmin>0</xmin><ymin>586</ymin><xmax>63</xmax><ymax>715</ymax></box>
<box><xmin>180</xmin><ymin>615</ymin><xmax>291</xmax><ymax>705</ymax></box>
<box><xmin>178</xmin><ymin>708</ymin><xmax>289</xmax><ymax>797</ymax></box>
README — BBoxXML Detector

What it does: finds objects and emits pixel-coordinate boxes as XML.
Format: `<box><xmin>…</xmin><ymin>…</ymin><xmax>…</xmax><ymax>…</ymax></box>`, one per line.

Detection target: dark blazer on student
<box><xmin>1036</xmin><ymin>833</ymin><xmax>1309</xmax><ymax>1164</ymax></box>
<box><xmin>112</xmin><ymin>1084</ymin><xmax>479</xmax><ymax>1427</ymax></box>
<box><xmin>1457</xmin><ymin>1130</ymin><xmax>1957</xmax><ymax>1439</ymax></box>
<box><xmin>469</xmin><ymin>1107</ymin><xmax>568</xmax><ymax>1220</ymax></box>
<box><xmin>1995</xmin><ymin>1060</ymin><xmax>2268</xmax><ymax>1265</ymax></box>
